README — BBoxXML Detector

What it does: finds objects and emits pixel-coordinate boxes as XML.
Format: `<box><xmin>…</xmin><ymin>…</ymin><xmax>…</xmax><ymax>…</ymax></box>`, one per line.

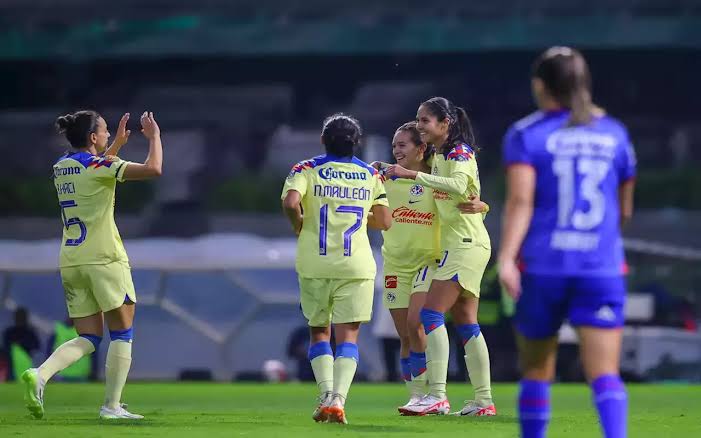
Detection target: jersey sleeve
<box><xmin>281</xmin><ymin>161</ymin><xmax>309</xmax><ymax>199</ymax></box>
<box><xmin>372</xmin><ymin>173</ymin><xmax>389</xmax><ymax>207</ymax></box>
<box><xmin>502</xmin><ymin>126</ymin><xmax>532</xmax><ymax>167</ymax></box>
<box><xmin>88</xmin><ymin>156</ymin><xmax>130</xmax><ymax>182</ymax></box>
<box><xmin>614</xmin><ymin>130</ymin><xmax>637</xmax><ymax>183</ymax></box>
<box><xmin>415</xmin><ymin>146</ymin><xmax>476</xmax><ymax>196</ymax></box>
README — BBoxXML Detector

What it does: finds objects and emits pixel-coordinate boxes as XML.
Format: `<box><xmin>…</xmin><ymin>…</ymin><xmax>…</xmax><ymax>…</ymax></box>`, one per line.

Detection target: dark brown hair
<box><xmin>55</xmin><ymin>110</ymin><xmax>101</xmax><ymax>149</ymax></box>
<box><xmin>420</xmin><ymin>97</ymin><xmax>477</xmax><ymax>154</ymax></box>
<box><xmin>532</xmin><ymin>47</ymin><xmax>599</xmax><ymax>126</ymax></box>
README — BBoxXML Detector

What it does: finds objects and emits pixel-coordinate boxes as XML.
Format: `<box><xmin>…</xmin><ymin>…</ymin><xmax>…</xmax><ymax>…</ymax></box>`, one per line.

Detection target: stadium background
<box><xmin>1</xmin><ymin>0</ymin><xmax>700</xmax><ymax>387</ymax></box>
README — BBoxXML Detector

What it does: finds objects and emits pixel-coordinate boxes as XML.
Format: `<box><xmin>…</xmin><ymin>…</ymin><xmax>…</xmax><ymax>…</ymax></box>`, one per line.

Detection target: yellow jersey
<box><xmin>415</xmin><ymin>145</ymin><xmax>491</xmax><ymax>250</ymax></box>
<box><xmin>381</xmin><ymin>177</ymin><xmax>440</xmax><ymax>273</ymax></box>
<box><xmin>281</xmin><ymin>154</ymin><xmax>389</xmax><ymax>279</ymax></box>
<box><xmin>53</xmin><ymin>151</ymin><xmax>131</xmax><ymax>268</ymax></box>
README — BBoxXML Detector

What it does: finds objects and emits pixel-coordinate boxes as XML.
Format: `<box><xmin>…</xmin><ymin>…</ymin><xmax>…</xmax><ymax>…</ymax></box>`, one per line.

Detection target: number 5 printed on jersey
<box><xmin>59</xmin><ymin>200</ymin><xmax>87</xmax><ymax>246</ymax></box>
<box><xmin>319</xmin><ymin>204</ymin><xmax>364</xmax><ymax>256</ymax></box>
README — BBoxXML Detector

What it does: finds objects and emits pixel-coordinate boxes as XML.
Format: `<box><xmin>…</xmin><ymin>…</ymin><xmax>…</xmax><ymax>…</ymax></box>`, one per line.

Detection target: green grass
<box><xmin>1</xmin><ymin>383</ymin><xmax>700</xmax><ymax>437</ymax></box>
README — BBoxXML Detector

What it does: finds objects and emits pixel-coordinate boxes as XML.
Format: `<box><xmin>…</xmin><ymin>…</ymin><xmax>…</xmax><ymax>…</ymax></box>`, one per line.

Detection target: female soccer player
<box><xmin>22</xmin><ymin>110</ymin><xmax>163</xmax><ymax>420</ymax></box>
<box><xmin>386</xmin><ymin>97</ymin><xmax>495</xmax><ymax>416</ymax></box>
<box><xmin>499</xmin><ymin>47</ymin><xmax>636</xmax><ymax>438</ymax></box>
<box><xmin>379</xmin><ymin>122</ymin><xmax>438</xmax><ymax>411</ymax></box>
<box><xmin>379</xmin><ymin>121</ymin><xmax>488</xmax><ymax>414</ymax></box>
<box><xmin>281</xmin><ymin>113</ymin><xmax>391</xmax><ymax>424</ymax></box>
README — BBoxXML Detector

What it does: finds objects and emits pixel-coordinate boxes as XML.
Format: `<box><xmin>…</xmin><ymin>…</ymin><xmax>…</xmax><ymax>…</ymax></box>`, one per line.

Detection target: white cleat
<box><xmin>99</xmin><ymin>403</ymin><xmax>144</xmax><ymax>420</ymax></box>
<box><xmin>312</xmin><ymin>392</ymin><xmax>333</xmax><ymax>422</ymax></box>
<box><xmin>452</xmin><ymin>400</ymin><xmax>497</xmax><ymax>416</ymax></box>
<box><xmin>401</xmin><ymin>394</ymin><xmax>450</xmax><ymax>416</ymax></box>
<box><xmin>21</xmin><ymin>368</ymin><xmax>45</xmax><ymax>419</ymax></box>
<box><xmin>398</xmin><ymin>394</ymin><xmax>424</xmax><ymax>415</ymax></box>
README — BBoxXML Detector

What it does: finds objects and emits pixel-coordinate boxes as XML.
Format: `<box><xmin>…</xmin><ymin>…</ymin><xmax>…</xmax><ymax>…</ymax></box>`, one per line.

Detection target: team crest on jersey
<box><xmin>432</xmin><ymin>165</ymin><xmax>439</xmax><ymax>175</ymax></box>
<box><xmin>385</xmin><ymin>275</ymin><xmax>398</xmax><ymax>289</ymax></box>
<box><xmin>409</xmin><ymin>184</ymin><xmax>424</xmax><ymax>197</ymax></box>
<box><xmin>386</xmin><ymin>292</ymin><xmax>396</xmax><ymax>303</ymax></box>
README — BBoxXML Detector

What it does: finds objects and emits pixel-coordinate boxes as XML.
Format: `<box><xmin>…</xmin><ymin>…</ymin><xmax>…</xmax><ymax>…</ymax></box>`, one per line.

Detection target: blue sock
<box><xmin>109</xmin><ymin>327</ymin><xmax>133</xmax><ymax>342</ymax></box>
<box><xmin>592</xmin><ymin>374</ymin><xmax>627</xmax><ymax>438</ymax></box>
<box><xmin>519</xmin><ymin>380</ymin><xmax>550</xmax><ymax>438</ymax></box>
<box><xmin>409</xmin><ymin>351</ymin><xmax>427</xmax><ymax>378</ymax></box>
<box><xmin>456</xmin><ymin>323</ymin><xmax>481</xmax><ymax>346</ymax></box>
<box><xmin>420</xmin><ymin>308</ymin><xmax>445</xmax><ymax>335</ymax></box>
<box><xmin>400</xmin><ymin>357</ymin><xmax>411</xmax><ymax>382</ymax></box>
<box><xmin>79</xmin><ymin>334</ymin><xmax>102</xmax><ymax>350</ymax></box>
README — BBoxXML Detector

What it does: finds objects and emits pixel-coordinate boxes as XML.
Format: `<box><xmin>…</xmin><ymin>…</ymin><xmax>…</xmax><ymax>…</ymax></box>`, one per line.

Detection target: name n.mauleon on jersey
<box><xmin>313</xmin><ymin>184</ymin><xmax>371</xmax><ymax>201</ymax></box>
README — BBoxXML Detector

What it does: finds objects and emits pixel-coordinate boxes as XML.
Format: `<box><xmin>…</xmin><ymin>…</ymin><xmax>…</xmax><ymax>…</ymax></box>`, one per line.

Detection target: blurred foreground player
<box><xmin>499</xmin><ymin>47</ymin><xmax>636</xmax><ymax>438</ymax></box>
<box><xmin>281</xmin><ymin>114</ymin><xmax>391</xmax><ymax>424</ymax></box>
<box><xmin>22</xmin><ymin>111</ymin><xmax>163</xmax><ymax>420</ymax></box>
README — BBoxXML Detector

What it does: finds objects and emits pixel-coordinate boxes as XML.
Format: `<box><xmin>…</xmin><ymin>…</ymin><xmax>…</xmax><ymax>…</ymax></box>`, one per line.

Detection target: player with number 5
<box><xmin>22</xmin><ymin>110</ymin><xmax>163</xmax><ymax>420</ymax></box>
<box><xmin>499</xmin><ymin>47</ymin><xmax>636</xmax><ymax>438</ymax></box>
<box><xmin>281</xmin><ymin>114</ymin><xmax>391</xmax><ymax>424</ymax></box>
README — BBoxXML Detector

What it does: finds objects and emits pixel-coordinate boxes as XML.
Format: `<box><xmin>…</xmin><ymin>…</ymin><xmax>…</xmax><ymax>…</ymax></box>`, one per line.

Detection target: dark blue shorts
<box><xmin>515</xmin><ymin>274</ymin><xmax>626</xmax><ymax>339</ymax></box>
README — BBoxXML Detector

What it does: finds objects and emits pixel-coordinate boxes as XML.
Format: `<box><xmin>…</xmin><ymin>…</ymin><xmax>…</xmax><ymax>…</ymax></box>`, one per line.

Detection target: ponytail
<box><xmin>568</xmin><ymin>88</ymin><xmax>593</xmax><ymax>126</ymax></box>
<box><xmin>451</xmin><ymin>106</ymin><xmax>476</xmax><ymax>150</ymax></box>
<box><xmin>532</xmin><ymin>46</ymin><xmax>602</xmax><ymax>127</ymax></box>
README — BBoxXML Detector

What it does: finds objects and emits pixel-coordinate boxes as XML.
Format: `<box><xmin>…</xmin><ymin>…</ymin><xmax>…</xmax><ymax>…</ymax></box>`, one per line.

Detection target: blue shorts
<box><xmin>515</xmin><ymin>274</ymin><xmax>626</xmax><ymax>339</ymax></box>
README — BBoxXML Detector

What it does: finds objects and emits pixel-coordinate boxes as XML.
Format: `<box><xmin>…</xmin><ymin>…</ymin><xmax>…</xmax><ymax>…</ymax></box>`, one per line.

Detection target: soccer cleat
<box><xmin>312</xmin><ymin>392</ymin><xmax>332</xmax><ymax>422</ymax></box>
<box><xmin>453</xmin><ymin>400</ymin><xmax>497</xmax><ymax>416</ymax></box>
<box><xmin>99</xmin><ymin>403</ymin><xmax>144</xmax><ymax>419</ymax></box>
<box><xmin>324</xmin><ymin>394</ymin><xmax>348</xmax><ymax>424</ymax></box>
<box><xmin>21</xmin><ymin>368</ymin><xmax>45</xmax><ymax>420</ymax></box>
<box><xmin>398</xmin><ymin>394</ymin><xmax>424</xmax><ymax>416</ymax></box>
<box><xmin>401</xmin><ymin>394</ymin><xmax>450</xmax><ymax>416</ymax></box>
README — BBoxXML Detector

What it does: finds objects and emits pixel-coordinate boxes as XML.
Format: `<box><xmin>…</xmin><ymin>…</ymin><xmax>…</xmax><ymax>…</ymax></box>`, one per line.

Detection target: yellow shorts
<box><xmin>433</xmin><ymin>245</ymin><xmax>491</xmax><ymax>298</ymax></box>
<box><xmin>298</xmin><ymin>277</ymin><xmax>374</xmax><ymax>327</ymax></box>
<box><xmin>60</xmin><ymin>261</ymin><xmax>137</xmax><ymax>318</ymax></box>
<box><xmin>382</xmin><ymin>263</ymin><xmax>435</xmax><ymax>310</ymax></box>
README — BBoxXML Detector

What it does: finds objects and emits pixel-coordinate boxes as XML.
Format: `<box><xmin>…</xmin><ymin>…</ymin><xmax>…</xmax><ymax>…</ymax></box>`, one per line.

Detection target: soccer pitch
<box><xmin>1</xmin><ymin>383</ymin><xmax>699</xmax><ymax>437</ymax></box>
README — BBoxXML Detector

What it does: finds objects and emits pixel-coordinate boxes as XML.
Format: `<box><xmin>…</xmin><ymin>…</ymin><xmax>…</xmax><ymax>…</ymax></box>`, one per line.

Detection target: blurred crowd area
<box><xmin>0</xmin><ymin>0</ymin><xmax>700</xmax><ymax>231</ymax></box>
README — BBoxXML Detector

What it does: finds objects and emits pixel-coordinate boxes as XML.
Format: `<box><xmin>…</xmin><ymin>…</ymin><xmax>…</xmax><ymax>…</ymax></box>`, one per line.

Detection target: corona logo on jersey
<box><xmin>385</xmin><ymin>276</ymin><xmax>398</xmax><ymax>289</ymax></box>
<box><xmin>54</xmin><ymin>166</ymin><xmax>81</xmax><ymax>177</ymax></box>
<box><xmin>318</xmin><ymin>167</ymin><xmax>368</xmax><ymax>181</ymax></box>
<box><xmin>391</xmin><ymin>206</ymin><xmax>434</xmax><ymax>226</ymax></box>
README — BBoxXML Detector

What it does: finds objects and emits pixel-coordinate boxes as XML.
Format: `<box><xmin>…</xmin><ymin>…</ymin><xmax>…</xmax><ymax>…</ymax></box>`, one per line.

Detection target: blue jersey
<box><xmin>503</xmin><ymin>110</ymin><xmax>637</xmax><ymax>276</ymax></box>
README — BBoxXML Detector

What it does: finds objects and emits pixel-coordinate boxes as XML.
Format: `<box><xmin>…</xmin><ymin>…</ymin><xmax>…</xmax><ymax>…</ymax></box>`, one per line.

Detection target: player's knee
<box><xmin>420</xmin><ymin>308</ymin><xmax>444</xmax><ymax>335</ymax></box>
<box><xmin>582</xmin><ymin>361</ymin><xmax>620</xmax><ymax>383</ymax></box>
<box><xmin>109</xmin><ymin>327</ymin><xmax>133</xmax><ymax>342</ymax></box>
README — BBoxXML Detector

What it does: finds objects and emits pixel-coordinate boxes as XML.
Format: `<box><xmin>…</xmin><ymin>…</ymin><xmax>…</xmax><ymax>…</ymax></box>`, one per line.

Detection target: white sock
<box><xmin>38</xmin><ymin>337</ymin><xmax>94</xmax><ymax>382</ymax></box>
<box><xmin>104</xmin><ymin>340</ymin><xmax>132</xmax><ymax>409</ymax></box>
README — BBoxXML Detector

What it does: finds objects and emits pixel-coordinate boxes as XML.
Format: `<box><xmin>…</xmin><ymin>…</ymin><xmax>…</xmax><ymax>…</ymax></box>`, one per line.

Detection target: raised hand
<box><xmin>140</xmin><ymin>111</ymin><xmax>160</xmax><ymax>139</ymax></box>
<box><xmin>105</xmin><ymin>113</ymin><xmax>131</xmax><ymax>156</ymax></box>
